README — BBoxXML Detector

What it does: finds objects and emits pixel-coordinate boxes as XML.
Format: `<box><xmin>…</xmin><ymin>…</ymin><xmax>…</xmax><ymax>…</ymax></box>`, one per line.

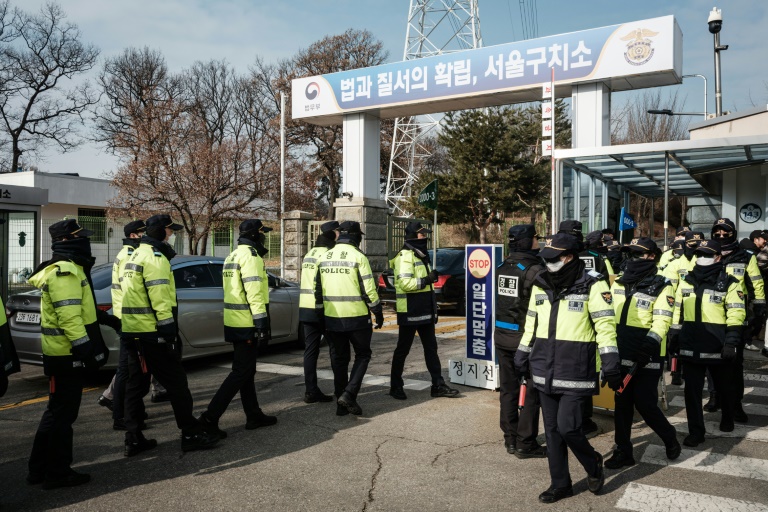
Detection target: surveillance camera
<box><xmin>708</xmin><ymin>7</ymin><xmax>722</xmax><ymax>34</ymax></box>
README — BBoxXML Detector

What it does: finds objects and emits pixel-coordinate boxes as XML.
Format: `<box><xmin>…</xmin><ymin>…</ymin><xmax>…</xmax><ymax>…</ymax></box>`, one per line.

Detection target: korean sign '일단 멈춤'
<box><xmin>292</xmin><ymin>15</ymin><xmax>682</xmax><ymax>125</ymax></box>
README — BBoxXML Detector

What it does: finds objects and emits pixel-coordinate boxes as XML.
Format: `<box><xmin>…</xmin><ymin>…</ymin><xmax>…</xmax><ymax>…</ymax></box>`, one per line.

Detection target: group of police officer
<box><xmin>17</xmin><ymin>209</ymin><xmax>768</xmax><ymax>499</ymax></box>
<box><xmin>496</xmin><ymin>217</ymin><xmax>765</xmax><ymax>503</ymax></box>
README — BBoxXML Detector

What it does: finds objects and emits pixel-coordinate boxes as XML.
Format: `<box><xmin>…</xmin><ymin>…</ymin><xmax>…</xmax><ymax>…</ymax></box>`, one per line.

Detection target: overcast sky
<box><xmin>21</xmin><ymin>0</ymin><xmax>768</xmax><ymax>178</ymax></box>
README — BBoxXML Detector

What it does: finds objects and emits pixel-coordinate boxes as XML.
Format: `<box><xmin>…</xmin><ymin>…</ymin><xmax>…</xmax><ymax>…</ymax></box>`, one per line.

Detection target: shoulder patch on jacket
<box><xmin>737</xmin><ymin>290</ymin><xmax>745</xmax><ymax>301</ymax></box>
<box><xmin>601</xmin><ymin>291</ymin><xmax>613</xmax><ymax>305</ymax></box>
<box><xmin>667</xmin><ymin>296</ymin><xmax>675</xmax><ymax>307</ymax></box>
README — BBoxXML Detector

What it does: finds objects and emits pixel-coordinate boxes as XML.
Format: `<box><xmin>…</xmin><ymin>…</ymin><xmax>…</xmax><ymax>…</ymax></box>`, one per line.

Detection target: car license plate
<box><xmin>16</xmin><ymin>312</ymin><xmax>40</xmax><ymax>324</ymax></box>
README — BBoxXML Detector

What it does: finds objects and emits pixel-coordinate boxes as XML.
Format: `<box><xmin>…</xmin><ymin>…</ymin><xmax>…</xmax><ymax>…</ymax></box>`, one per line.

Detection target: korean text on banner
<box><xmin>465</xmin><ymin>246</ymin><xmax>495</xmax><ymax>361</ymax></box>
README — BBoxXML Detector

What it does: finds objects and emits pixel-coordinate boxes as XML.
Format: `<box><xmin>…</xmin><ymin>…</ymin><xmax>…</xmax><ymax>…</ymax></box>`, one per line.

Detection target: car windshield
<box><xmin>435</xmin><ymin>250</ymin><xmax>464</xmax><ymax>275</ymax></box>
<box><xmin>90</xmin><ymin>264</ymin><xmax>113</xmax><ymax>291</ymax></box>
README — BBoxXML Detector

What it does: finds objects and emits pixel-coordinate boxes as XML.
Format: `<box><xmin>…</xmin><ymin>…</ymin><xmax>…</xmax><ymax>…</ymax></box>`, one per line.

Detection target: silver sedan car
<box><xmin>8</xmin><ymin>256</ymin><xmax>302</xmax><ymax>370</ymax></box>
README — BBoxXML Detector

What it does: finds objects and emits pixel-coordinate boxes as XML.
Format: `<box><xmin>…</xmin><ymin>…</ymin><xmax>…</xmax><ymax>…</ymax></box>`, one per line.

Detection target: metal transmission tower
<box><xmin>384</xmin><ymin>0</ymin><xmax>482</xmax><ymax>216</ymax></box>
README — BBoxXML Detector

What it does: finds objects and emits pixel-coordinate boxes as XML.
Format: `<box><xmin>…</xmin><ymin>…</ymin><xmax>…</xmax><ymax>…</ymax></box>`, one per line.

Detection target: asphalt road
<box><xmin>2</xmin><ymin>311</ymin><xmax>768</xmax><ymax>511</ymax></box>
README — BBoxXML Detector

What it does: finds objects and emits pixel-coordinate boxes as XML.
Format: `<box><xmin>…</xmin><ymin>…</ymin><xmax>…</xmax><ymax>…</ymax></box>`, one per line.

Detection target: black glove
<box><xmin>667</xmin><ymin>333</ymin><xmax>679</xmax><ymax>355</ymax></box>
<box><xmin>426</xmin><ymin>270</ymin><xmax>439</xmax><ymax>284</ymax></box>
<box><xmin>604</xmin><ymin>371</ymin><xmax>623</xmax><ymax>392</ymax></box>
<box><xmin>255</xmin><ymin>328</ymin><xmax>270</xmax><ymax>342</ymax></box>
<box><xmin>636</xmin><ymin>336</ymin><xmax>659</xmax><ymax>367</ymax></box>
<box><xmin>97</xmin><ymin>309</ymin><xmax>121</xmax><ymax>333</ymax></box>
<box><xmin>754</xmin><ymin>303</ymin><xmax>767</xmax><ymax>320</ymax></box>
<box><xmin>722</xmin><ymin>343</ymin><xmax>737</xmax><ymax>360</ymax></box>
<box><xmin>84</xmin><ymin>347</ymin><xmax>109</xmax><ymax>370</ymax></box>
<box><xmin>374</xmin><ymin>310</ymin><xmax>384</xmax><ymax>329</ymax></box>
<box><xmin>157</xmin><ymin>320</ymin><xmax>177</xmax><ymax>343</ymax></box>
<box><xmin>71</xmin><ymin>338</ymin><xmax>95</xmax><ymax>362</ymax></box>
<box><xmin>514</xmin><ymin>351</ymin><xmax>529</xmax><ymax>377</ymax></box>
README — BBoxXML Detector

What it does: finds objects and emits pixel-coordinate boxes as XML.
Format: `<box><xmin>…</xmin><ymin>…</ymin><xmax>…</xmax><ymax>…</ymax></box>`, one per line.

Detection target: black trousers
<box><xmin>728</xmin><ymin>345</ymin><xmax>745</xmax><ymax>404</ymax></box>
<box><xmin>303</xmin><ymin>322</ymin><xmax>335</xmax><ymax>394</ymax></box>
<box><xmin>326</xmin><ymin>328</ymin><xmax>372</xmax><ymax>399</ymax></box>
<box><xmin>496</xmin><ymin>345</ymin><xmax>540</xmax><ymax>450</ymax></box>
<box><xmin>123</xmin><ymin>338</ymin><xmax>198</xmax><ymax>436</ymax></box>
<box><xmin>683</xmin><ymin>361</ymin><xmax>733</xmax><ymax>439</ymax></box>
<box><xmin>614</xmin><ymin>368</ymin><xmax>677</xmax><ymax>456</ymax></box>
<box><xmin>28</xmin><ymin>372</ymin><xmax>84</xmax><ymax>479</ymax></box>
<box><xmin>207</xmin><ymin>340</ymin><xmax>260</xmax><ymax>421</ymax></box>
<box><xmin>540</xmin><ymin>392</ymin><xmax>598</xmax><ymax>488</ymax></box>
<box><xmin>390</xmin><ymin>323</ymin><xmax>443</xmax><ymax>388</ymax></box>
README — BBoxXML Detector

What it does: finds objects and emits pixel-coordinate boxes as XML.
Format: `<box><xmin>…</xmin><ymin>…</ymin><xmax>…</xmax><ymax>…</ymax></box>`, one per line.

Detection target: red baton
<box><xmin>518</xmin><ymin>378</ymin><xmax>527</xmax><ymax>411</ymax></box>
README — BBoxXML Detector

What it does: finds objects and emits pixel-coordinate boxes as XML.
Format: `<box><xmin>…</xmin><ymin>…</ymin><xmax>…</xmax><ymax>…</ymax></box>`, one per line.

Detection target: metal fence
<box><xmin>387</xmin><ymin>215</ymin><xmax>433</xmax><ymax>260</ymax></box>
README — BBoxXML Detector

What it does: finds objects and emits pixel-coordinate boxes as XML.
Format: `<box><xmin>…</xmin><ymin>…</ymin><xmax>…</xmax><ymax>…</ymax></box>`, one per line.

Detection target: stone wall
<box><xmin>283</xmin><ymin>210</ymin><xmax>313</xmax><ymax>283</ymax></box>
<box><xmin>333</xmin><ymin>197</ymin><xmax>389</xmax><ymax>272</ymax></box>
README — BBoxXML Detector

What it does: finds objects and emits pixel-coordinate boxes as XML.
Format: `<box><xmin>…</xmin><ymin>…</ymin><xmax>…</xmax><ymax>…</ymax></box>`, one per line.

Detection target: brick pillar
<box><xmin>333</xmin><ymin>197</ymin><xmax>389</xmax><ymax>272</ymax></box>
<box><xmin>283</xmin><ymin>210</ymin><xmax>313</xmax><ymax>283</ymax></box>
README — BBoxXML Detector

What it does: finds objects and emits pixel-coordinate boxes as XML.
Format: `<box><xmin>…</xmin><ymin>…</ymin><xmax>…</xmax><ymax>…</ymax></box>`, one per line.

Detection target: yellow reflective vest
<box><xmin>663</xmin><ymin>254</ymin><xmax>696</xmax><ymax>290</ymax></box>
<box><xmin>317</xmin><ymin>241</ymin><xmax>380</xmax><ymax>332</ymax></box>
<box><xmin>517</xmin><ymin>269</ymin><xmax>620</xmax><ymax>396</ymax></box>
<box><xmin>28</xmin><ymin>260</ymin><xmax>102</xmax><ymax>374</ymax></box>
<box><xmin>120</xmin><ymin>241</ymin><xmax>177</xmax><ymax>341</ymax></box>
<box><xmin>391</xmin><ymin>246</ymin><xmax>436</xmax><ymax>326</ymax></box>
<box><xmin>722</xmin><ymin>249</ymin><xmax>765</xmax><ymax>305</ymax></box>
<box><xmin>111</xmin><ymin>243</ymin><xmax>136</xmax><ymax>319</ymax></box>
<box><xmin>299</xmin><ymin>245</ymin><xmax>330</xmax><ymax>324</ymax></box>
<box><xmin>670</xmin><ymin>267</ymin><xmax>746</xmax><ymax>363</ymax></box>
<box><xmin>223</xmin><ymin>243</ymin><xmax>269</xmax><ymax>342</ymax></box>
<box><xmin>611</xmin><ymin>271</ymin><xmax>674</xmax><ymax>371</ymax></box>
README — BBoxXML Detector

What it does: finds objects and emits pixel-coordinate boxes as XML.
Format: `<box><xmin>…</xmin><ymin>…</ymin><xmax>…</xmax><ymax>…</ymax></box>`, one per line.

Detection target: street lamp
<box><xmin>682</xmin><ymin>74</ymin><xmax>707</xmax><ymax>120</ymax></box>
<box><xmin>708</xmin><ymin>7</ymin><xmax>728</xmax><ymax>117</ymax></box>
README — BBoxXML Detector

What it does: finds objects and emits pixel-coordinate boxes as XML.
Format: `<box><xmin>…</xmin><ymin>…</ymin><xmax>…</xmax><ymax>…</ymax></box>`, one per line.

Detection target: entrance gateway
<box><xmin>292</xmin><ymin>15</ymin><xmax>683</xmax><ymax>271</ymax></box>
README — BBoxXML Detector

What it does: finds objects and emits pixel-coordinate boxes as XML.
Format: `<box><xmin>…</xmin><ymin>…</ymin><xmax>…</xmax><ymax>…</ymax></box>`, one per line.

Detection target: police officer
<box><xmin>604</xmin><ymin>237</ymin><xmax>624</xmax><ymax>273</ymax></box>
<box><xmin>711</xmin><ymin>218</ymin><xmax>765</xmax><ymax>423</ymax></box>
<box><xmin>198</xmin><ymin>219</ymin><xmax>278</xmax><ymax>437</ymax></box>
<box><xmin>300</xmin><ymin>220</ymin><xmax>339</xmax><ymax>403</ymax></box>
<box><xmin>316</xmin><ymin>221</ymin><xmax>383</xmax><ymax>416</ymax></box>
<box><xmin>582</xmin><ymin>230</ymin><xmax>615</xmax><ymax>277</ymax></box>
<box><xmin>388</xmin><ymin>222</ymin><xmax>459</xmax><ymax>401</ymax></box>
<box><xmin>557</xmin><ymin>220</ymin><xmax>600</xmax><ymax>436</ymax></box>
<box><xmin>0</xmin><ymin>295</ymin><xmax>20</xmax><ymax>398</ymax></box>
<box><xmin>494</xmin><ymin>224</ymin><xmax>545</xmax><ymax>459</ymax></box>
<box><xmin>515</xmin><ymin>233</ymin><xmax>621</xmax><ymax>503</ymax></box>
<box><xmin>27</xmin><ymin>220</ymin><xmax>109</xmax><ymax>489</ymax></box>
<box><xmin>658</xmin><ymin>226</ymin><xmax>690</xmax><ymax>269</ymax></box>
<box><xmin>101</xmin><ymin>220</ymin><xmax>150</xmax><ymax>430</ymax></box>
<box><xmin>120</xmin><ymin>214</ymin><xmax>219</xmax><ymax>456</ymax></box>
<box><xmin>669</xmin><ymin>239</ymin><xmax>745</xmax><ymax>446</ymax></box>
<box><xmin>659</xmin><ymin>239</ymin><xmax>684</xmax><ymax>274</ymax></box>
<box><xmin>605</xmin><ymin>238</ymin><xmax>681</xmax><ymax>469</ymax></box>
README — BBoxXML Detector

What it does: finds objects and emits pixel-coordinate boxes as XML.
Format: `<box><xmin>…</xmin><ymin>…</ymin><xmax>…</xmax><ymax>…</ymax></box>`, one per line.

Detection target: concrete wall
<box><xmin>0</xmin><ymin>171</ymin><xmax>115</xmax><ymax>207</ymax></box>
<box><xmin>690</xmin><ymin>110</ymin><xmax>768</xmax><ymax>140</ymax></box>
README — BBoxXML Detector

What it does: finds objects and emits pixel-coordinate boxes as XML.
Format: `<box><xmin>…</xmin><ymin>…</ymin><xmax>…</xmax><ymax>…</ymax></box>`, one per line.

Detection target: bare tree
<box><xmin>0</xmin><ymin>1</ymin><xmax>99</xmax><ymax>172</ymax></box>
<box><xmin>273</xmin><ymin>29</ymin><xmax>389</xmax><ymax>218</ymax></box>
<box><xmin>97</xmin><ymin>51</ymin><xmax>280</xmax><ymax>254</ymax></box>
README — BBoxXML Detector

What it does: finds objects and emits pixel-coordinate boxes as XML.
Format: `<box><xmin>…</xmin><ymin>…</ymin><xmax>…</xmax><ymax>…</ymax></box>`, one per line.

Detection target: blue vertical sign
<box><xmin>465</xmin><ymin>245</ymin><xmax>503</xmax><ymax>362</ymax></box>
<box><xmin>619</xmin><ymin>207</ymin><xmax>637</xmax><ymax>230</ymax></box>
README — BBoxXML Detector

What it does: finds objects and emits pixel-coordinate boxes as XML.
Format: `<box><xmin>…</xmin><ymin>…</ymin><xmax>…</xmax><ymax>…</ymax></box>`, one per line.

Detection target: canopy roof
<box><xmin>555</xmin><ymin>135</ymin><xmax>768</xmax><ymax>197</ymax></box>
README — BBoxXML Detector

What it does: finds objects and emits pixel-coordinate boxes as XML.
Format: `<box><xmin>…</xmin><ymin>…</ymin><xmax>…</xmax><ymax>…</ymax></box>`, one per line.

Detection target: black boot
<box><xmin>337</xmin><ymin>391</ymin><xmax>363</xmax><ymax>415</ymax></box>
<box><xmin>181</xmin><ymin>429</ymin><xmax>220</xmax><ymax>452</ymax></box>
<box><xmin>198</xmin><ymin>411</ymin><xmax>228</xmax><ymax>439</ymax></box>
<box><xmin>124</xmin><ymin>432</ymin><xmax>158</xmax><ymax>457</ymax></box>
<box><xmin>246</xmin><ymin>409</ymin><xmax>278</xmax><ymax>429</ymax></box>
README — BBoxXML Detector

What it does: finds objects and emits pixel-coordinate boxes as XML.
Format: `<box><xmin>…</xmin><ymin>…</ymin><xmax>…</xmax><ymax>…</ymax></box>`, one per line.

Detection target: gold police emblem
<box><xmin>621</xmin><ymin>28</ymin><xmax>658</xmax><ymax>66</ymax></box>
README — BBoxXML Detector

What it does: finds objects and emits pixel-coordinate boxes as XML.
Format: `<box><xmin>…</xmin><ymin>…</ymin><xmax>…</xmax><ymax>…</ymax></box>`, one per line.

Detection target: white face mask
<box><xmin>546</xmin><ymin>259</ymin><xmax>566</xmax><ymax>273</ymax></box>
<box><xmin>167</xmin><ymin>233</ymin><xmax>176</xmax><ymax>246</ymax></box>
<box><xmin>696</xmin><ymin>256</ymin><xmax>717</xmax><ymax>266</ymax></box>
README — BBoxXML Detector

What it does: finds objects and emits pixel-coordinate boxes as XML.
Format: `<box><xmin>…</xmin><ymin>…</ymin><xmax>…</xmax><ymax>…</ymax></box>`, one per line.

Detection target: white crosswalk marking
<box><xmin>745</xmin><ymin>373</ymin><xmax>768</xmax><ymax>382</ymax></box>
<box><xmin>244</xmin><ymin>362</ymin><xmax>433</xmax><ymax>390</ymax></box>
<box><xmin>616</xmin><ymin>483</ymin><xmax>768</xmax><ymax>512</ymax></box>
<box><xmin>669</xmin><ymin>396</ymin><xmax>768</xmax><ymax>416</ymax></box>
<box><xmin>641</xmin><ymin>444</ymin><xmax>768</xmax><ymax>481</ymax></box>
<box><xmin>667</xmin><ymin>416</ymin><xmax>768</xmax><ymax>443</ymax></box>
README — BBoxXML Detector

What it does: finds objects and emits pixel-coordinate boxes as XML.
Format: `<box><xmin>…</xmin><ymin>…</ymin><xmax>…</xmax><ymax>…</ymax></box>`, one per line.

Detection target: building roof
<box><xmin>554</xmin><ymin>134</ymin><xmax>768</xmax><ymax>197</ymax></box>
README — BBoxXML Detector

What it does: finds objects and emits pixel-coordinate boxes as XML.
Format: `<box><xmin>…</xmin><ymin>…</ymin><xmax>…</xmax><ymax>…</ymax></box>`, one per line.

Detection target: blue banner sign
<box><xmin>293</xmin><ymin>16</ymin><xmax>681</xmax><ymax>124</ymax></box>
<box><xmin>465</xmin><ymin>245</ymin><xmax>503</xmax><ymax>362</ymax></box>
<box><xmin>619</xmin><ymin>207</ymin><xmax>637</xmax><ymax>230</ymax></box>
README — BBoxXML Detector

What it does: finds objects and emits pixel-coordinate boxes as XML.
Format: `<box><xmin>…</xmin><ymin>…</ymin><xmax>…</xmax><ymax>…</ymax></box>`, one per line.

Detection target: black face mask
<box><xmin>692</xmin><ymin>260</ymin><xmax>724</xmax><ymax>283</ymax></box>
<box><xmin>314</xmin><ymin>233</ymin><xmax>336</xmax><ymax>249</ymax></box>
<box><xmin>338</xmin><ymin>233</ymin><xmax>362</xmax><ymax>247</ymax></box>
<box><xmin>51</xmin><ymin>237</ymin><xmax>94</xmax><ymax>270</ymax></box>
<box><xmin>546</xmin><ymin>256</ymin><xmax>584</xmax><ymax>291</ymax></box>
<box><xmin>123</xmin><ymin>237</ymin><xmax>140</xmax><ymax>249</ymax></box>
<box><xmin>620</xmin><ymin>258</ymin><xmax>657</xmax><ymax>284</ymax></box>
<box><xmin>406</xmin><ymin>238</ymin><xmax>429</xmax><ymax>254</ymax></box>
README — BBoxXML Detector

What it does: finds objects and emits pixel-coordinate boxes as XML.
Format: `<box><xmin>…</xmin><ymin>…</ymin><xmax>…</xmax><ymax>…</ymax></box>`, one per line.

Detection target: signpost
<box><xmin>418</xmin><ymin>179</ymin><xmax>439</xmax><ymax>264</ymax></box>
<box><xmin>449</xmin><ymin>244</ymin><xmax>504</xmax><ymax>390</ymax></box>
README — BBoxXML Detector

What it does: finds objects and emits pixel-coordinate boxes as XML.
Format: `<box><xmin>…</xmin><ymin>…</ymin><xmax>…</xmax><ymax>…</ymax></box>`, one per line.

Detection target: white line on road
<box><xmin>641</xmin><ymin>444</ymin><xmax>768</xmax><ymax>481</ymax></box>
<box><xmin>667</xmin><ymin>416</ymin><xmax>768</xmax><ymax>443</ymax></box>
<box><xmin>669</xmin><ymin>396</ymin><xmax>768</xmax><ymax>416</ymax></box>
<box><xmin>745</xmin><ymin>373</ymin><xmax>768</xmax><ymax>383</ymax></box>
<box><xmin>238</xmin><ymin>362</ymin><xmax>434</xmax><ymax>391</ymax></box>
<box><xmin>745</xmin><ymin>386</ymin><xmax>768</xmax><ymax>398</ymax></box>
<box><xmin>616</xmin><ymin>482</ymin><xmax>768</xmax><ymax>512</ymax></box>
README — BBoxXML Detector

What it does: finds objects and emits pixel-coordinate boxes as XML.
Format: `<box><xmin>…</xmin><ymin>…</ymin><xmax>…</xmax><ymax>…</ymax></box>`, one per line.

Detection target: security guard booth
<box><xmin>554</xmin><ymin>133</ymin><xmax>768</xmax><ymax>246</ymax></box>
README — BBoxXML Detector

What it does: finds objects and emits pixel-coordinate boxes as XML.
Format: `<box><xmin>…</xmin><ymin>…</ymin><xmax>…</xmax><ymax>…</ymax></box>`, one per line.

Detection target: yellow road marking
<box><xmin>0</xmin><ymin>386</ymin><xmax>99</xmax><ymax>411</ymax></box>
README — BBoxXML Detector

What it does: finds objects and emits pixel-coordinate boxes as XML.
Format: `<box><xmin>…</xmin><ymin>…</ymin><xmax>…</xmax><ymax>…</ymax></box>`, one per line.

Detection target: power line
<box><xmin>507</xmin><ymin>0</ymin><xmax>517</xmax><ymax>41</ymax></box>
